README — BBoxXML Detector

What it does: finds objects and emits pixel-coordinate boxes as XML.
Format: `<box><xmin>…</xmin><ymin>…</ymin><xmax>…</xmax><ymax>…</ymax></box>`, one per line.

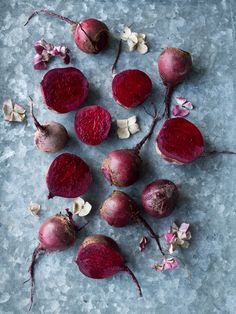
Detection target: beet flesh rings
<box><xmin>40</xmin><ymin>67</ymin><xmax>89</xmax><ymax>113</ymax></box>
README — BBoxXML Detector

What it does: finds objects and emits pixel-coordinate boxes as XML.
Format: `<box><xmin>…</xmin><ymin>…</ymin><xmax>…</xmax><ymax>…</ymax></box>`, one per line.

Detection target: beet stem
<box><xmin>136</xmin><ymin>214</ymin><xmax>165</xmax><ymax>256</ymax></box>
<box><xmin>28</xmin><ymin>244</ymin><xmax>45</xmax><ymax>311</ymax></box>
<box><xmin>201</xmin><ymin>150</ymin><xmax>236</xmax><ymax>157</ymax></box>
<box><xmin>28</xmin><ymin>96</ymin><xmax>47</xmax><ymax>134</ymax></box>
<box><xmin>164</xmin><ymin>85</ymin><xmax>173</xmax><ymax>119</ymax></box>
<box><xmin>112</xmin><ymin>39</ymin><xmax>122</xmax><ymax>74</ymax></box>
<box><xmin>24</xmin><ymin>9</ymin><xmax>76</xmax><ymax>26</ymax></box>
<box><xmin>123</xmin><ymin>266</ymin><xmax>142</xmax><ymax>297</ymax></box>
<box><xmin>135</xmin><ymin>105</ymin><xmax>159</xmax><ymax>152</ymax></box>
<box><xmin>65</xmin><ymin>208</ymin><xmax>80</xmax><ymax>232</ymax></box>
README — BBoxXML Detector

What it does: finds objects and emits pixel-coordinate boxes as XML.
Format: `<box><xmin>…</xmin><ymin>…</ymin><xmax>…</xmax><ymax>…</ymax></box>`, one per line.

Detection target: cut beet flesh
<box><xmin>40</xmin><ymin>67</ymin><xmax>89</xmax><ymax>113</ymax></box>
<box><xmin>46</xmin><ymin>152</ymin><xmax>92</xmax><ymax>198</ymax></box>
<box><xmin>112</xmin><ymin>69</ymin><xmax>152</xmax><ymax>109</ymax></box>
<box><xmin>156</xmin><ymin>117</ymin><xmax>204</xmax><ymax>164</ymax></box>
<box><xmin>74</xmin><ymin>105</ymin><xmax>111</xmax><ymax>145</ymax></box>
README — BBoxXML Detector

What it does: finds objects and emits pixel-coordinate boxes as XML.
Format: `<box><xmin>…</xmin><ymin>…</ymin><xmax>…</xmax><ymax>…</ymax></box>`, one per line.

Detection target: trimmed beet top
<box><xmin>156</xmin><ymin>117</ymin><xmax>204</xmax><ymax>164</ymax></box>
<box><xmin>112</xmin><ymin>69</ymin><xmax>152</xmax><ymax>109</ymax></box>
<box><xmin>75</xmin><ymin>105</ymin><xmax>111</xmax><ymax>145</ymax></box>
<box><xmin>40</xmin><ymin>67</ymin><xmax>89</xmax><ymax>113</ymax></box>
<box><xmin>46</xmin><ymin>152</ymin><xmax>92</xmax><ymax>198</ymax></box>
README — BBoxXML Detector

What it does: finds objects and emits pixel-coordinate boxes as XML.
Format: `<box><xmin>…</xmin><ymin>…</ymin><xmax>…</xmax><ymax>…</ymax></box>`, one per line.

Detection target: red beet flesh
<box><xmin>46</xmin><ymin>152</ymin><xmax>92</xmax><ymax>199</ymax></box>
<box><xmin>141</xmin><ymin>179</ymin><xmax>178</xmax><ymax>218</ymax></box>
<box><xmin>76</xmin><ymin>235</ymin><xmax>142</xmax><ymax>296</ymax></box>
<box><xmin>112</xmin><ymin>69</ymin><xmax>152</xmax><ymax>109</ymax></box>
<box><xmin>156</xmin><ymin>117</ymin><xmax>204</xmax><ymax>164</ymax></box>
<box><xmin>74</xmin><ymin>105</ymin><xmax>111</xmax><ymax>145</ymax></box>
<box><xmin>40</xmin><ymin>67</ymin><xmax>89</xmax><ymax>113</ymax></box>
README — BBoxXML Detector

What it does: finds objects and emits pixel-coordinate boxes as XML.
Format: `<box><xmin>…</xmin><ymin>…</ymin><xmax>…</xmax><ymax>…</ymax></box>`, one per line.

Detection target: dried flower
<box><xmin>121</xmin><ymin>26</ymin><xmax>148</xmax><ymax>54</ymax></box>
<box><xmin>139</xmin><ymin>236</ymin><xmax>148</xmax><ymax>251</ymax></box>
<box><xmin>116</xmin><ymin>115</ymin><xmax>140</xmax><ymax>139</ymax></box>
<box><xmin>72</xmin><ymin>197</ymin><xmax>92</xmax><ymax>217</ymax></box>
<box><xmin>28</xmin><ymin>202</ymin><xmax>41</xmax><ymax>216</ymax></box>
<box><xmin>3</xmin><ymin>99</ymin><xmax>26</xmax><ymax>122</ymax></box>
<box><xmin>173</xmin><ymin>97</ymin><xmax>194</xmax><ymax>117</ymax></box>
<box><xmin>153</xmin><ymin>257</ymin><xmax>178</xmax><ymax>272</ymax></box>
<box><xmin>164</xmin><ymin>222</ymin><xmax>191</xmax><ymax>254</ymax></box>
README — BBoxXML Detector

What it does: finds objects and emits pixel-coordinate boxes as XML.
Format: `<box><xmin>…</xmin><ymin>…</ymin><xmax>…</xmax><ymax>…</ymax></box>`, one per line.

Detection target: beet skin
<box><xmin>40</xmin><ymin>67</ymin><xmax>89</xmax><ymax>113</ymax></box>
<box><xmin>46</xmin><ymin>152</ymin><xmax>92</xmax><ymax>199</ymax></box>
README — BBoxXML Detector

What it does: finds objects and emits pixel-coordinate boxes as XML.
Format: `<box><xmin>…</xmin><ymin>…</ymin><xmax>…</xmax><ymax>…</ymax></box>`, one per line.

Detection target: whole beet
<box><xmin>157</xmin><ymin>48</ymin><xmax>192</xmax><ymax>118</ymax></box>
<box><xmin>142</xmin><ymin>179</ymin><xmax>178</xmax><ymax>218</ymax></box>
<box><xmin>75</xmin><ymin>234</ymin><xmax>142</xmax><ymax>296</ymax></box>
<box><xmin>25</xmin><ymin>10</ymin><xmax>109</xmax><ymax>54</ymax></box>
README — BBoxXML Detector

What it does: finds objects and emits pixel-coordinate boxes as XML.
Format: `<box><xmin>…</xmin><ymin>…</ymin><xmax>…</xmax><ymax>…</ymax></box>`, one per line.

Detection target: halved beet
<box><xmin>156</xmin><ymin>117</ymin><xmax>204</xmax><ymax>164</ymax></box>
<box><xmin>74</xmin><ymin>105</ymin><xmax>111</xmax><ymax>145</ymax></box>
<box><xmin>112</xmin><ymin>69</ymin><xmax>152</xmax><ymax>109</ymax></box>
<box><xmin>40</xmin><ymin>67</ymin><xmax>89</xmax><ymax>113</ymax></box>
<box><xmin>46</xmin><ymin>152</ymin><xmax>92</xmax><ymax>198</ymax></box>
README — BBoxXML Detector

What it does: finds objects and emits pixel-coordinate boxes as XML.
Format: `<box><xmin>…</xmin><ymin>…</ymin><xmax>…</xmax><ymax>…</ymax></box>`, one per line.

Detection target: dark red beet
<box><xmin>27</xmin><ymin>209</ymin><xmax>78</xmax><ymax>310</ymax></box>
<box><xmin>46</xmin><ymin>152</ymin><xmax>92</xmax><ymax>199</ymax></box>
<box><xmin>157</xmin><ymin>48</ymin><xmax>192</xmax><ymax>118</ymax></box>
<box><xmin>100</xmin><ymin>190</ymin><xmax>164</xmax><ymax>255</ymax></box>
<box><xmin>112</xmin><ymin>69</ymin><xmax>152</xmax><ymax>109</ymax></box>
<box><xmin>156</xmin><ymin>117</ymin><xmax>204</xmax><ymax>164</ymax></box>
<box><xmin>25</xmin><ymin>10</ymin><xmax>109</xmax><ymax>54</ymax></box>
<box><xmin>75</xmin><ymin>235</ymin><xmax>142</xmax><ymax>296</ymax></box>
<box><xmin>74</xmin><ymin>105</ymin><xmax>111</xmax><ymax>145</ymax></box>
<box><xmin>141</xmin><ymin>179</ymin><xmax>178</xmax><ymax>218</ymax></box>
<box><xmin>102</xmin><ymin>107</ymin><xmax>159</xmax><ymax>186</ymax></box>
<box><xmin>40</xmin><ymin>67</ymin><xmax>89</xmax><ymax>113</ymax></box>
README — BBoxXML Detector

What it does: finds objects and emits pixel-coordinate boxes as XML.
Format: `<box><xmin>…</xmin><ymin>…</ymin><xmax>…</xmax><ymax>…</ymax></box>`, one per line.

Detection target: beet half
<box><xmin>100</xmin><ymin>190</ymin><xmax>164</xmax><ymax>255</ymax></box>
<box><xmin>27</xmin><ymin>210</ymin><xmax>78</xmax><ymax>310</ymax></box>
<box><xmin>102</xmin><ymin>107</ymin><xmax>159</xmax><ymax>186</ymax></box>
<box><xmin>46</xmin><ymin>152</ymin><xmax>92</xmax><ymax>199</ymax></box>
<box><xmin>76</xmin><ymin>234</ymin><xmax>142</xmax><ymax>296</ymax></box>
<box><xmin>156</xmin><ymin>117</ymin><xmax>204</xmax><ymax>164</ymax></box>
<box><xmin>158</xmin><ymin>48</ymin><xmax>192</xmax><ymax>118</ymax></box>
<box><xmin>142</xmin><ymin>179</ymin><xmax>178</xmax><ymax>218</ymax></box>
<box><xmin>74</xmin><ymin>105</ymin><xmax>111</xmax><ymax>145</ymax></box>
<box><xmin>112</xmin><ymin>69</ymin><xmax>152</xmax><ymax>109</ymax></box>
<box><xmin>40</xmin><ymin>67</ymin><xmax>89</xmax><ymax>113</ymax></box>
<box><xmin>25</xmin><ymin>10</ymin><xmax>109</xmax><ymax>54</ymax></box>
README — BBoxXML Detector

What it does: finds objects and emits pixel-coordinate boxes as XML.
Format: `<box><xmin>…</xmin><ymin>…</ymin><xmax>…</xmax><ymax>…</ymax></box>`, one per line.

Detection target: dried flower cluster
<box><xmin>3</xmin><ymin>99</ymin><xmax>26</xmax><ymax>122</ymax></box>
<box><xmin>72</xmin><ymin>197</ymin><xmax>92</xmax><ymax>217</ymax></box>
<box><xmin>172</xmin><ymin>97</ymin><xmax>193</xmax><ymax>117</ymax></box>
<box><xmin>121</xmin><ymin>26</ymin><xmax>148</xmax><ymax>54</ymax></box>
<box><xmin>116</xmin><ymin>115</ymin><xmax>140</xmax><ymax>139</ymax></box>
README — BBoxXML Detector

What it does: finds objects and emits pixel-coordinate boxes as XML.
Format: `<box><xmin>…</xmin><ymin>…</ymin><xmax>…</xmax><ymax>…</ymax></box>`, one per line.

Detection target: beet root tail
<box><xmin>124</xmin><ymin>266</ymin><xmax>142</xmax><ymax>297</ymax></box>
<box><xmin>164</xmin><ymin>85</ymin><xmax>173</xmax><ymax>119</ymax></box>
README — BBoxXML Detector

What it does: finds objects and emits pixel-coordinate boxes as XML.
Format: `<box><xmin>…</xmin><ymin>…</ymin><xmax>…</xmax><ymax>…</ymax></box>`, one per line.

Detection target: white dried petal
<box><xmin>28</xmin><ymin>202</ymin><xmax>41</xmax><ymax>216</ymax></box>
<box><xmin>137</xmin><ymin>43</ymin><xmax>148</xmax><ymax>54</ymax></box>
<box><xmin>78</xmin><ymin>202</ymin><xmax>92</xmax><ymax>217</ymax></box>
<box><xmin>121</xmin><ymin>26</ymin><xmax>132</xmax><ymax>41</ymax></box>
<box><xmin>41</xmin><ymin>50</ymin><xmax>50</xmax><ymax>61</ymax></box>
<box><xmin>116</xmin><ymin>119</ymin><xmax>128</xmax><ymax>128</ymax></box>
<box><xmin>175</xmin><ymin>97</ymin><xmax>187</xmax><ymax>106</ymax></box>
<box><xmin>127</xmin><ymin>115</ymin><xmax>137</xmax><ymax>126</ymax></box>
<box><xmin>127</xmin><ymin>39</ymin><xmax>137</xmax><ymax>51</ymax></box>
<box><xmin>73</xmin><ymin>197</ymin><xmax>85</xmax><ymax>215</ymax></box>
<box><xmin>181</xmin><ymin>241</ymin><xmax>190</xmax><ymax>248</ymax></box>
<box><xmin>138</xmin><ymin>33</ymin><xmax>146</xmax><ymax>41</ymax></box>
<box><xmin>117</xmin><ymin>127</ymin><xmax>130</xmax><ymax>139</ymax></box>
<box><xmin>182</xmin><ymin>101</ymin><xmax>193</xmax><ymax>110</ymax></box>
<box><xmin>10</xmin><ymin>111</ymin><xmax>25</xmax><ymax>122</ymax></box>
<box><xmin>13</xmin><ymin>104</ymin><xmax>25</xmax><ymax>114</ymax></box>
<box><xmin>129</xmin><ymin>123</ymin><xmax>140</xmax><ymax>134</ymax></box>
<box><xmin>129</xmin><ymin>32</ymin><xmax>139</xmax><ymax>44</ymax></box>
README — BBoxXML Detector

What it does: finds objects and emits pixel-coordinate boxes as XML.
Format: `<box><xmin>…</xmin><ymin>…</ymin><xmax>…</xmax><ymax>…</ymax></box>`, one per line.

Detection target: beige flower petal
<box><xmin>28</xmin><ymin>202</ymin><xmax>41</xmax><ymax>216</ymax></box>
<box><xmin>78</xmin><ymin>202</ymin><xmax>92</xmax><ymax>217</ymax></box>
<box><xmin>137</xmin><ymin>43</ymin><xmax>148</xmax><ymax>54</ymax></box>
<box><xmin>121</xmin><ymin>26</ymin><xmax>132</xmax><ymax>41</ymax></box>
<box><xmin>11</xmin><ymin>111</ymin><xmax>25</xmax><ymax>122</ymax></box>
<box><xmin>129</xmin><ymin>123</ymin><xmax>140</xmax><ymax>135</ymax></box>
<box><xmin>127</xmin><ymin>39</ymin><xmax>137</xmax><ymax>51</ymax></box>
<box><xmin>117</xmin><ymin>127</ymin><xmax>130</xmax><ymax>139</ymax></box>
<box><xmin>14</xmin><ymin>104</ymin><xmax>26</xmax><ymax>114</ymax></box>
<box><xmin>138</xmin><ymin>33</ymin><xmax>146</xmax><ymax>41</ymax></box>
<box><xmin>116</xmin><ymin>119</ymin><xmax>128</xmax><ymax>128</ymax></box>
<box><xmin>127</xmin><ymin>115</ymin><xmax>137</xmax><ymax>126</ymax></box>
<box><xmin>3</xmin><ymin>99</ymin><xmax>13</xmax><ymax>120</ymax></box>
<box><xmin>73</xmin><ymin>197</ymin><xmax>85</xmax><ymax>215</ymax></box>
<box><xmin>129</xmin><ymin>32</ymin><xmax>138</xmax><ymax>44</ymax></box>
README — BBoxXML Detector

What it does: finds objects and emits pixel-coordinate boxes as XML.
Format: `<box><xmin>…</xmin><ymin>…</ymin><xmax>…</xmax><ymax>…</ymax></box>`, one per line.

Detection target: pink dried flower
<box><xmin>153</xmin><ymin>257</ymin><xmax>178</xmax><ymax>272</ymax></box>
<box><xmin>139</xmin><ymin>236</ymin><xmax>148</xmax><ymax>252</ymax></box>
<box><xmin>182</xmin><ymin>101</ymin><xmax>193</xmax><ymax>110</ymax></box>
<box><xmin>175</xmin><ymin>97</ymin><xmax>187</xmax><ymax>106</ymax></box>
<box><xmin>172</xmin><ymin>105</ymin><xmax>189</xmax><ymax>117</ymax></box>
<box><xmin>164</xmin><ymin>232</ymin><xmax>175</xmax><ymax>243</ymax></box>
<box><xmin>164</xmin><ymin>222</ymin><xmax>191</xmax><ymax>254</ymax></box>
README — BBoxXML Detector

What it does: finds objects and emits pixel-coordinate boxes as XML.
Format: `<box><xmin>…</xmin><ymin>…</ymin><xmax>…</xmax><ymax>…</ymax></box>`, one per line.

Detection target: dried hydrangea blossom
<box><xmin>172</xmin><ymin>96</ymin><xmax>194</xmax><ymax>117</ymax></box>
<box><xmin>28</xmin><ymin>202</ymin><xmax>41</xmax><ymax>216</ymax></box>
<box><xmin>153</xmin><ymin>257</ymin><xmax>178</xmax><ymax>272</ymax></box>
<box><xmin>3</xmin><ymin>99</ymin><xmax>26</xmax><ymax>122</ymax></box>
<box><xmin>116</xmin><ymin>115</ymin><xmax>140</xmax><ymax>139</ymax></box>
<box><xmin>33</xmin><ymin>39</ymin><xmax>70</xmax><ymax>70</ymax></box>
<box><xmin>120</xmin><ymin>26</ymin><xmax>148</xmax><ymax>54</ymax></box>
<box><xmin>139</xmin><ymin>236</ymin><xmax>148</xmax><ymax>251</ymax></box>
<box><xmin>164</xmin><ymin>222</ymin><xmax>191</xmax><ymax>254</ymax></box>
<box><xmin>72</xmin><ymin>197</ymin><xmax>92</xmax><ymax>217</ymax></box>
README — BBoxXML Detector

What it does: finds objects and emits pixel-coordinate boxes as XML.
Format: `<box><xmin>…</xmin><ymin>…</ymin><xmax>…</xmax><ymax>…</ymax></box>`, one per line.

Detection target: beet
<box><xmin>156</xmin><ymin>117</ymin><xmax>204</xmax><ymax>164</ymax></box>
<box><xmin>100</xmin><ymin>190</ymin><xmax>164</xmax><ymax>255</ymax></box>
<box><xmin>75</xmin><ymin>235</ymin><xmax>142</xmax><ymax>296</ymax></box>
<box><xmin>46</xmin><ymin>152</ymin><xmax>92</xmax><ymax>199</ymax></box>
<box><xmin>157</xmin><ymin>48</ymin><xmax>192</xmax><ymax>118</ymax></box>
<box><xmin>40</xmin><ymin>67</ymin><xmax>89</xmax><ymax>113</ymax></box>
<box><xmin>74</xmin><ymin>105</ymin><xmax>111</xmax><ymax>145</ymax></box>
<box><xmin>29</xmin><ymin>97</ymin><xmax>69</xmax><ymax>153</ymax></box>
<box><xmin>112</xmin><ymin>69</ymin><xmax>152</xmax><ymax>109</ymax></box>
<box><xmin>102</xmin><ymin>107</ymin><xmax>159</xmax><ymax>186</ymax></box>
<box><xmin>27</xmin><ymin>209</ymin><xmax>78</xmax><ymax>310</ymax></box>
<box><xmin>25</xmin><ymin>10</ymin><xmax>109</xmax><ymax>54</ymax></box>
<box><xmin>141</xmin><ymin>179</ymin><xmax>178</xmax><ymax>218</ymax></box>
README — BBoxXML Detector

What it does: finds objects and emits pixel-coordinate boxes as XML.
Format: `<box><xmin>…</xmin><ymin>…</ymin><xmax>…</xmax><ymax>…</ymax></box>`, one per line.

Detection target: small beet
<box><xmin>100</xmin><ymin>190</ymin><xmax>164</xmax><ymax>255</ymax></box>
<box><xmin>112</xmin><ymin>69</ymin><xmax>152</xmax><ymax>109</ymax></box>
<box><xmin>102</xmin><ymin>106</ymin><xmax>159</xmax><ymax>186</ymax></box>
<box><xmin>75</xmin><ymin>234</ymin><xmax>142</xmax><ymax>296</ymax></box>
<box><xmin>27</xmin><ymin>209</ymin><xmax>79</xmax><ymax>310</ymax></box>
<box><xmin>74</xmin><ymin>105</ymin><xmax>111</xmax><ymax>145</ymax></box>
<box><xmin>141</xmin><ymin>179</ymin><xmax>178</xmax><ymax>218</ymax></box>
<box><xmin>25</xmin><ymin>10</ymin><xmax>109</xmax><ymax>54</ymax></box>
<box><xmin>29</xmin><ymin>97</ymin><xmax>69</xmax><ymax>153</ymax></box>
<box><xmin>157</xmin><ymin>48</ymin><xmax>192</xmax><ymax>118</ymax></box>
<box><xmin>46</xmin><ymin>152</ymin><xmax>92</xmax><ymax>199</ymax></box>
<box><xmin>156</xmin><ymin>117</ymin><xmax>204</xmax><ymax>164</ymax></box>
<box><xmin>40</xmin><ymin>67</ymin><xmax>89</xmax><ymax>113</ymax></box>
